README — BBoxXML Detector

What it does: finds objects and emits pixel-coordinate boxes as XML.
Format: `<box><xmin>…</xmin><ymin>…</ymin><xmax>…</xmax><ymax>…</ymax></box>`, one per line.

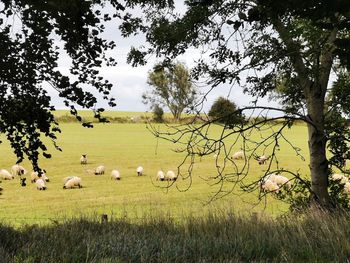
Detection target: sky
<box><xmin>46</xmin><ymin>2</ymin><xmax>280</xmax><ymax>115</ymax></box>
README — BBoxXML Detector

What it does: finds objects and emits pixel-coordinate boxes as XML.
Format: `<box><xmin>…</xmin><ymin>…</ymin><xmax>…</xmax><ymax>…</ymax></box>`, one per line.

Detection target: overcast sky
<box><xmin>46</xmin><ymin>2</ymin><xmax>279</xmax><ymax>114</ymax></box>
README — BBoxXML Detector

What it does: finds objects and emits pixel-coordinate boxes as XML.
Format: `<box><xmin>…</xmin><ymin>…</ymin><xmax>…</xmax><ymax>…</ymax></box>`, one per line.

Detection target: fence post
<box><xmin>101</xmin><ymin>214</ymin><xmax>108</xmax><ymax>223</ymax></box>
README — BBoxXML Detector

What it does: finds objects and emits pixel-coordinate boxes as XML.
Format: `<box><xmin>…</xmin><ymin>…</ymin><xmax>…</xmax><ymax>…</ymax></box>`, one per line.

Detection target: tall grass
<box><xmin>1</xmin><ymin>210</ymin><xmax>350</xmax><ymax>262</ymax></box>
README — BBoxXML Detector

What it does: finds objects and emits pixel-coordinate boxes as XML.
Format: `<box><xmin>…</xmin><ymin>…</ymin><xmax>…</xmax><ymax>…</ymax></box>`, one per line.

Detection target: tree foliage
<box><xmin>0</xmin><ymin>0</ymin><xmax>128</xmax><ymax>170</ymax></box>
<box><xmin>208</xmin><ymin>97</ymin><xmax>244</xmax><ymax>127</ymax></box>
<box><xmin>123</xmin><ymin>0</ymin><xmax>350</xmax><ymax>209</ymax></box>
<box><xmin>152</xmin><ymin>104</ymin><xmax>164</xmax><ymax>123</ymax></box>
<box><xmin>142</xmin><ymin>62</ymin><xmax>197</xmax><ymax>120</ymax></box>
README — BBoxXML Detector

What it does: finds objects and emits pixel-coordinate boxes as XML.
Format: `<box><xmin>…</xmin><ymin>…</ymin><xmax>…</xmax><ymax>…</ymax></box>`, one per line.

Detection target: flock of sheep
<box><xmin>231</xmin><ymin>150</ymin><xmax>350</xmax><ymax>194</ymax></box>
<box><xmin>1</xmin><ymin>151</ymin><xmax>348</xmax><ymax>194</ymax></box>
<box><xmin>0</xmin><ymin>154</ymin><xmax>177</xmax><ymax>192</ymax></box>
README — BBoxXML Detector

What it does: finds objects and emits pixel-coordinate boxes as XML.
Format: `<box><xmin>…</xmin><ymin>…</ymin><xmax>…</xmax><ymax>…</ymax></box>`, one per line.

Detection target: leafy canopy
<box><xmin>122</xmin><ymin>0</ymin><xmax>350</xmax><ymax>208</ymax></box>
<box><xmin>0</xmin><ymin>0</ymin><xmax>127</xmax><ymax>169</ymax></box>
<box><xmin>143</xmin><ymin>62</ymin><xmax>197</xmax><ymax>120</ymax></box>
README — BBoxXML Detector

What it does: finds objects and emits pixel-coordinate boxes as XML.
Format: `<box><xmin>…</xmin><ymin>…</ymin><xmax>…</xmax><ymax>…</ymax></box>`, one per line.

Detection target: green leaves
<box><xmin>0</xmin><ymin>0</ymin><xmax>119</xmax><ymax>168</ymax></box>
<box><xmin>143</xmin><ymin>62</ymin><xmax>197</xmax><ymax>120</ymax></box>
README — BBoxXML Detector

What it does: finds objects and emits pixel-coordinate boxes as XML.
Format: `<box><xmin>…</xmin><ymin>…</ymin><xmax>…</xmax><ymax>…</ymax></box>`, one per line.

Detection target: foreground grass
<box><xmin>1</xmin><ymin>210</ymin><xmax>350</xmax><ymax>262</ymax></box>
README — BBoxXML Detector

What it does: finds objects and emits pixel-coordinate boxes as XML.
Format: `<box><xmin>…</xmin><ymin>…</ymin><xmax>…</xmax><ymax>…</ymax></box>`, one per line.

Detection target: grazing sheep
<box><xmin>257</xmin><ymin>155</ymin><xmax>269</xmax><ymax>165</ymax></box>
<box><xmin>94</xmin><ymin>165</ymin><xmax>105</xmax><ymax>175</ymax></box>
<box><xmin>166</xmin><ymin>170</ymin><xmax>177</xmax><ymax>181</ymax></box>
<box><xmin>344</xmin><ymin>182</ymin><xmax>350</xmax><ymax>194</ymax></box>
<box><xmin>264</xmin><ymin>173</ymin><xmax>291</xmax><ymax>188</ymax></box>
<box><xmin>232</xmin><ymin>151</ymin><xmax>245</xmax><ymax>160</ymax></box>
<box><xmin>36</xmin><ymin>178</ymin><xmax>47</xmax><ymax>190</ymax></box>
<box><xmin>136</xmin><ymin>166</ymin><xmax>143</xmax><ymax>176</ymax></box>
<box><xmin>273</xmin><ymin>174</ymin><xmax>291</xmax><ymax>188</ymax></box>
<box><xmin>331</xmin><ymin>173</ymin><xmax>349</xmax><ymax>184</ymax></box>
<box><xmin>31</xmin><ymin>171</ymin><xmax>49</xmax><ymax>183</ymax></box>
<box><xmin>11</xmin><ymin>164</ymin><xmax>27</xmax><ymax>176</ymax></box>
<box><xmin>80</xmin><ymin>154</ymin><xmax>88</xmax><ymax>165</ymax></box>
<box><xmin>0</xmin><ymin>169</ymin><xmax>14</xmax><ymax>180</ymax></box>
<box><xmin>63</xmin><ymin>176</ymin><xmax>75</xmax><ymax>183</ymax></box>
<box><xmin>63</xmin><ymin>176</ymin><xmax>82</xmax><ymax>189</ymax></box>
<box><xmin>111</xmin><ymin>169</ymin><xmax>121</xmax><ymax>180</ymax></box>
<box><xmin>260</xmin><ymin>179</ymin><xmax>279</xmax><ymax>193</ymax></box>
<box><xmin>156</xmin><ymin>170</ymin><xmax>165</xmax><ymax>181</ymax></box>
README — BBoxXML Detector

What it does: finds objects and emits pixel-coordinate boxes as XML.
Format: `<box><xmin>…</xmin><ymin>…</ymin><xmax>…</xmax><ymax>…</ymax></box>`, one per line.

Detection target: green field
<box><xmin>0</xmin><ymin>112</ymin><xmax>311</xmax><ymax>226</ymax></box>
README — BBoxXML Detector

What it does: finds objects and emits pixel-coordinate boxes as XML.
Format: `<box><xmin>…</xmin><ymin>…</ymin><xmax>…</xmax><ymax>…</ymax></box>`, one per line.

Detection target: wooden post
<box><xmin>101</xmin><ymin>214</ymin><xmax>108</xmax><ymax>223</ymax></box>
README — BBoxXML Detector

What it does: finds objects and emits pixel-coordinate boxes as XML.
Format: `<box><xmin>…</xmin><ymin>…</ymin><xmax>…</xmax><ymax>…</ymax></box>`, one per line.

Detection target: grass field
<box><xmin>0</xmin><ymin>111</ymin><xmax>311</xmax><ymax>226</ymax></box>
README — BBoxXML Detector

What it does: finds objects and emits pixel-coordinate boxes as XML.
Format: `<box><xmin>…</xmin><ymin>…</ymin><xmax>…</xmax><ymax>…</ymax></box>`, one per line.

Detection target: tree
<box><xmin>153</xmin><ymin>104</ymin><xmax>164</xmax><ymax>123</ymax></box>
<box><xmin>123</xmin><ymin>0</ymin><xmax>350</xmax><ymax>209</ymax></box>
<box><xmin>142</xmin><ymin>62</ymin><xmax>197</xmax><ymax>120</ymax></box>
<box><xmin>208</xmin><ymin>97</ymin><xmax>244</xmax><ymax>127</ymax></box>
<box><xmin>0</xmin><ymin>0</ymin><xmax>130</xmax><ymax>170</ymax></box>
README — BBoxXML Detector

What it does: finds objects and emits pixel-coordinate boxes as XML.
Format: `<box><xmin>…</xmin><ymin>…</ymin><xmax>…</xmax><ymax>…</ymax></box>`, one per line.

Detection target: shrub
<box><xmin>153</xmin><ymin>104</ymin><xmax>164</xmax><ymax>123</ymax></box>
<box><xmin>208</xmin><ymin>97</ymin><xmax>244</xmax><ymax>127</ymax></box>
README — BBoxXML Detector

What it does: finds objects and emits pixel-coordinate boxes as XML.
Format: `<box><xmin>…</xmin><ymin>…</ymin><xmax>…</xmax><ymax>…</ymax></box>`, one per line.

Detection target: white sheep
<box><xmin>63</xmin><ymin>176</ymin><xmax>82</xmax><ymax>189</ymax></box>
<box><xmin>264</xmin><ymin>173</ymin><xmax>291</xmax><ymax>188</ymax></box>
<box><xmin>260</xmin><ymin>179</ymin><xmax>279</xmax><ymax>193</ymax></box>
<box><xmin>166</xmin><ymin>170</ymin><xmax>177</xmax><ymax>181</ymax></box>
<box><xmin>80</xmin><ymin>154</ymin><xmax>88</xmax><ymax>165</ymax></box>
<box><xmin>156</xmin><ymin>170</ymin><xmax>165</xmax><ymax>181</ymax></box>
<box><xmin>36</xmin><ymin>178</ymin><xmax>47</xmax><ymax>190</ymax></box>
<box><xmin>111</xmin><ymin>169</ymin><xmax>121</xmax><ymax>180</ymax></box>
<box><xmin>136</xmin><ymin>166</ymin><xmax>143</xmax><ymax>176</ymax></box>
<box><xmin>31</xmin><ymin>171</ymin><xmax>49</xmax><ymax>183</ymax></box>
<box><xmin>11</xmin><ymin>164</ymin><xmax>27</xmax><ymax>176</ymax></box>
<box><xmin>63</xmin><ymin>176</ymin><xmax>75</xmax><ymax>183</ymax></box>
<box><xmin>344</xmin><ymin>182</ymin><xmax>350</xmax><ymax>194</ymax></box>
<box><xmin>331</xmin><ymin>173</ymin><xmax>349</xmax><ymax>184</ymax></box>
<box><xmin>0</xmin><ymin>169</ymin><xmax>14</xmax><ymax>180</ymax></box>
<box><xmin>94</xmin><ymin>165</ymin><xmax>105</xmax><ymax>175</ymax></box>
<box><xmin>273</xmin><ymin>175</ymin><xmax>291</xmax><ymax>188</ymax></box>
<box><xmin>257</xmin><ymin>155</ymin><xmax>269</xmax><ymax>165</ymax></box>
<box><xmin>232</xmin><ymin>151</ymin><xmax>245</xmax><ymax>160</ymax></box>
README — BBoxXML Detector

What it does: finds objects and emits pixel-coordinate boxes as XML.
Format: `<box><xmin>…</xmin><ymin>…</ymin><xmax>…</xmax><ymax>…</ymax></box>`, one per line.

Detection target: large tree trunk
<box><xmin>306</xmin><ymin>85</ymin><xmax>331</xmax><ymax>207</ymax></box>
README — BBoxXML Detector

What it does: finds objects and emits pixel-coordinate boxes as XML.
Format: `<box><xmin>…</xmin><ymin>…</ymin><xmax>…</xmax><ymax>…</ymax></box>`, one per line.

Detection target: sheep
<box><xmin>36</xmin><ymin>178</ymin><xmax>47</xmax><ymax>190</ymax></box>
<box><xmin>136</xmin><ymin>166</ymin><xmax>143</xmax><ymax>176</ymax></box>
<box><xmin>331</xmin><ymin>173</ymin><xmax>349</xmax><ymax>184</ymax></box>
<box><xmin>260</xmin><ymin>179</ymin><xmax>279</xmax><ymax>193</ymax></box>
<box><xmin>273</xmin><ymin>174</ymin><xmax>291</xmax><ymax>188</ymax></box>
<box><xmin>232</xmin><ymin>151</ymin><xmax>245</xmax><ymax>160</ymax></box>
<box><xmin>63</xmin><ymin>176</ymin><xmax>75</xmax><ymax>184</ymax></box>
<box><xmin>63</xmin><ymin>176</ymin><xmax>82</xmax><ymax>189</ymax></box>
<box><xmin>344</xmin><ymin>182</ymin><xmax>350</xmax><ymax>194</ymax></box>
<box><xmin>11</xmin><ymin>164</ymin><xmax>27</xmax><ymax>176</ymax></box>
<box><xmin>264</xmin><ymin>173</ymin><xmax>291</xmax><ymax>188</ymax></box>
<box><xmin>0</xmin><ymin>169</ymin><xmax>14</xmax><ymax>180</ymax></box>
<box><xmin>94</xmin><ymin>165</ymin><xmax>105</xmax><ymax>175</ymax></box>
<box><xmin>156</xmin><ymin>170</ymin><xmax>165</xmax><ymax>181</ymax></box>
<box><xmin>80</xmin><ymin>154</ymin><xmax>88</xmax><ymax>165</ymax></box>
<box><xmin>111</xmin><ymin>169</ymin><xmax>121</xmax><ymax>180</ymax></box>
<box><xmin>31</xmin><ymin>171</ymin><xmax>49</xmax><ymax>183</ymax></box>
<box><xmin>166</xmin><ymin>170</ymin><xmax>177</xmax><ymax>181</ymax></box>
<box><xmin>257</xmin><ymin>155</ymin><xmax>269</xmax><ymax>165</ymax></box>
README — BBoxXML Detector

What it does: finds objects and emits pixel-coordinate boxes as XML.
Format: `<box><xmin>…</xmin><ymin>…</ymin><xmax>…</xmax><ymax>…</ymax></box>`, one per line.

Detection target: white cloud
<box><xmin>46</xmin><ymin>4</ymin><xmax>281</xmax><ymax>115</ymax></box>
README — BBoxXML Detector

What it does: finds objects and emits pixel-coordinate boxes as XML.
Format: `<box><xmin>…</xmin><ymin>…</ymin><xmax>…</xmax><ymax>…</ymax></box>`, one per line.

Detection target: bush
<box><xmin>153</xmin><ymin>104</ymin><xmax>164</xmax><ymax>123</ymax></box>
<box><xmin>208</xmin><ymin>97</ymin><xmax>244</xmax><ymax>127</ymax></box>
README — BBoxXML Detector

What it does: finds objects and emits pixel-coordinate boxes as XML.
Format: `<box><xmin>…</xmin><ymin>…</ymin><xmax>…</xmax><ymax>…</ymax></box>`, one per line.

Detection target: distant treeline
<box><xmin>54</xmin><ymin>111</ymin><xmax>307</xmax><ymax>125</ymax></box>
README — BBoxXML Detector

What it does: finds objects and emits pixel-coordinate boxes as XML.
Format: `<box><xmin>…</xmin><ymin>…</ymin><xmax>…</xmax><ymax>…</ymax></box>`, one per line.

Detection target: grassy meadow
<box><xmin>0</xmin><ymin>111</ymin><xmax>311</xmax><ymax>226</ymax></box>
<box><xmin>2</xmin><ymin>111</ymin><xmax>350</xmax><ymax>262</ymax></box>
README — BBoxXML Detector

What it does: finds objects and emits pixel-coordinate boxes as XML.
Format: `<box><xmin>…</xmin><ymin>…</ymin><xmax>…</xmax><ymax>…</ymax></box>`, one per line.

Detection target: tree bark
<box><xmin>306</xmin><ymin>85</ymin><xmax>331</xmax><ymax>207</ymax></box>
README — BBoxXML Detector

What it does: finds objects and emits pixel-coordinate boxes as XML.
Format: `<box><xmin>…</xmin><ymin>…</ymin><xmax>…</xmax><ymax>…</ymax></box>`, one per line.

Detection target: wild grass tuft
<box><xmin>1</xmin><ymin>210</ymin><xmax>350</xmax><ymax>262</ymax></box>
